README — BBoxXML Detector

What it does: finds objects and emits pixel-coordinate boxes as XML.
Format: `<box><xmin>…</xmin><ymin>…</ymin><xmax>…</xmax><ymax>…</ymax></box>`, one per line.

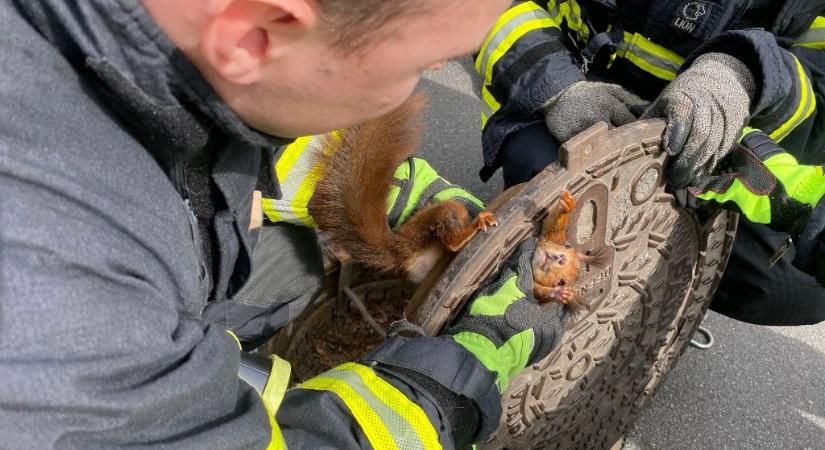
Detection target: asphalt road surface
<box><xmin>417</xmin><ymin>60</ymin><xmax>825</xmax><ymax>450</ymax></box>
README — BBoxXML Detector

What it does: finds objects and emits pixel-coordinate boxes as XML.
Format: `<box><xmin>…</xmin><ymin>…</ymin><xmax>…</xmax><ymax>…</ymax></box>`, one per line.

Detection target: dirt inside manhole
<box><xmin>289</xmin><ymin>283</ymin><xmax>412</xmax><ymax>382</ymax></box>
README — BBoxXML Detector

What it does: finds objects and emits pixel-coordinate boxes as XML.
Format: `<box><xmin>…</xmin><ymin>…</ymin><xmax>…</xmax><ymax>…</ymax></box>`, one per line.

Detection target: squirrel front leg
<box><xmin>409</xmin><ymin>200</ymin><xmax>497</xmax><ymax>252</ymax></box>
<box><xmin>534</xmin><ymin>283</ymin><xmax>575</xmax><ymax>304</ymax></box>
<box><xmin>541</xmin><ymin>191</ymin><xmax>575</xmax><ymax>245</ymax></box>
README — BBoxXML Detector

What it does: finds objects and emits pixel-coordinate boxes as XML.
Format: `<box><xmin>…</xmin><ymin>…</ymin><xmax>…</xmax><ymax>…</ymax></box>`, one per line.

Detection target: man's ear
<box><xmin>200</xmin><ymin>0</ymin><xmax>316</xmax><ymax>84</ymax></box>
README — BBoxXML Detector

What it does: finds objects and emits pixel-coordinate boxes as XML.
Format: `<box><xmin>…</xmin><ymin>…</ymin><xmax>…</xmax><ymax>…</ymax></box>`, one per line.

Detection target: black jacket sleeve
<box><xmin>794</xmin><ymin>197</ymin><xmax>825</xmax><ymax>285</ymax></box>
<box><xmin>477</xmin><ymin>0</ymin><xmax>586</xmax><ymax>179</ymax></box>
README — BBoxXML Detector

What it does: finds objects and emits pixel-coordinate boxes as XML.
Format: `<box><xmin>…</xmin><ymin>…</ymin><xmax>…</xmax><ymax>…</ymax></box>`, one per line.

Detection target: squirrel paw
<box><xmin>560</xmin><ymin>191</ymin><xmax>576</xmax><ymax>214</ymax></box>
<box><xmin>537</xmin><ymin>285</ymin><xmax>575</xmax><ymax>305</ymax></box>
<box><xmin>553</xmin><ymin>286</ymin><xmax>575</xmax><ymax>303</ymax></box>
<box><xmin>476</xmin><ymin>211</ymin><xmax>498</xmax><ymax>232</ymax></box>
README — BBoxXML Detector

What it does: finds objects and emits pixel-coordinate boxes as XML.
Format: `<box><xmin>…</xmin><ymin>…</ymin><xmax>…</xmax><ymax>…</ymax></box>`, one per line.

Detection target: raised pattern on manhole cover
<box><xmin>409</xmin><ymin>120</ymin><xmax>737</xmax><ymax>450</ymax></box>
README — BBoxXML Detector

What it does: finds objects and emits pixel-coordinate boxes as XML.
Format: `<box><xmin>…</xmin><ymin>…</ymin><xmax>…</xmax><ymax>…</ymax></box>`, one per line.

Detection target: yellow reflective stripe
<box><xmin>266</xmin><ymin>422</ymin><xmax>285</xmax><ymax>450</ymax></box>
<box><xmin>477</xmin><ymin>3</ymin><xmax>559</xmax><ymax>84</ymax></box>
<box><xmin>266</xmin><ymin>136</ymin><xmax>314</xmax><ymax>225</ymax></box>
<box><xmin>480</xmin><ymin>85</ymin><xmax>500</xmax><ymax>129</ymax></box>
<box><xmin>301</xmin><ymin>376</ymin><xmax>401</xmax><ymax>450</ymax></box>
<box><xmin>769</xmin><ymin>55</ymin><xmax>816</xmax><ymax>142</ymax></box>
<box><xmin>794</xmin><ymin>16</ymin><xmax>825</xmax><ymax>49</ymax></box>
<box><xmin>261</xmin><ymin>197</ymin><xmax>283</xmax><ymax>223</ymax></box>
<box><xmin>476</xmin><ymin>2</ymin><xmax>545</xmax><ymax>74</ymax></box>
<box><xmin>225</xmin><ymin>330</ymin><xmax>242</xmax><ymax>350</ymax></box>
<box><xmin>548</xmin><ymin>0</ymin><xmax>589</xmax><ymax>42</ymax></box>
<box><xmin>738</xmin><ymin>126</ymin><xmax>761</xmax><ymax>143</ymax></box>
<box><xmin>338</xmin><ymin>363</ymin><xmax>441</xmax><ymax>450</ymax></box>
<box><xmin>301</xmin><ymin>363</ymin><xmax>441</xmax><ymax>450</ymax></box>
<box><xmin>615</xmin><ymin>32</ymin><xmax>684</xmax><ymax>81</ymax></box>
<box><xmin>265</xmin><ymin>133</ymin><xmax>342</xmax><ymax>226</ymax></box>
<box><xmin>261</xmin><ymin>356</ymin><xmax>291</xmax><ymax>450</ymax></box>
<box><xmin>289</xmin><ymin>132</ymin><xmax>340</xmax><ymax>227</ymax></box>
<box><xmin>275</xmin><ymin>137</ymin><xmax>312</xmax><ymax>182</ymax></box>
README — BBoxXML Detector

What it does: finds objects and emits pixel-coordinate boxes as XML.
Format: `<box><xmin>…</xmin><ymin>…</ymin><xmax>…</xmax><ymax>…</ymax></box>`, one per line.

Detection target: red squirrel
<box><xmin>532</xmin><ymin>191</ymin><xmax>608</xmax><ymax>310</ymax></box>
<box><xmin>310</xmin><ymin>94</ymin><xmax>497</xmax><ymax>283</ymax></box>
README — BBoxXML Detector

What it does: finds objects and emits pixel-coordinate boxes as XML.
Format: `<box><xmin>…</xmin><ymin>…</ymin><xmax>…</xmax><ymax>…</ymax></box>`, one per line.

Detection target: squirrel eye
<box><xmin>564</xmin><ymin>242</ymin><xmax>572</xmax><ymax>249</ymax></box>
<box><xmin>557</xmin><ymin>280</ymin><xmax>566</xmax><ymax>286</ymax></box>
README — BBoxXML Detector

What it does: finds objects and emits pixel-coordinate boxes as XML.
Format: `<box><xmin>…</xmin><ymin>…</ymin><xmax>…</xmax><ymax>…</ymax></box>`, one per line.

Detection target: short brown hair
<box><xmin>315</xmin><ymin>0</ymin><xmax>429</xmax><ymax>50</ymax></box>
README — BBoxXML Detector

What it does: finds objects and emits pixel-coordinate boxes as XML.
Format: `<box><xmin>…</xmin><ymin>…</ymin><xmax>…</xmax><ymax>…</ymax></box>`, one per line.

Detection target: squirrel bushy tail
<box><xmin>311</xmin><ymin>94</ymin><xmax>428</xmax><ymax>272</ymax></box>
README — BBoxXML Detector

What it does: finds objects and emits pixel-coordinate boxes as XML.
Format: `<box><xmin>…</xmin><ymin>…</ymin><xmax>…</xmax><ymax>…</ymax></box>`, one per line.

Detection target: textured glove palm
<box><xmin>447</xmin><ymin>239</ymin><xmax>567</xmax><ymax>392</ymax></box>
<box><xmin>642</xmin><ymin>52</ymin><xmax>756</xmax><ymax>189</ymax></box>
<box><xmin>542</xmin><ymin>81</ymin><xmax>649</xmax><ymax>143</ymax></box>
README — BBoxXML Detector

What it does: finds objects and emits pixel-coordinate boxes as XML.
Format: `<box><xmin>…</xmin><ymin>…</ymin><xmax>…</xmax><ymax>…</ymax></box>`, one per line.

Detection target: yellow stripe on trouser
<box><xmin>614</xmin><ymin>32</ymin><xmax>684</xmax><ymax>81</ymax></box>
<box><xmin>300</xmin><ymin>363</ymin><xmax>441</xmax><ymax>450</ymax></box>
<box><xmin>794</xmin><ymin>16</ymin><xmax>825</xmax><ymax>49</ymax></box>
<box><xmin>769</xmin><ymin>55</ymin><xmax>817</xmax><ymax>142</ymax></box>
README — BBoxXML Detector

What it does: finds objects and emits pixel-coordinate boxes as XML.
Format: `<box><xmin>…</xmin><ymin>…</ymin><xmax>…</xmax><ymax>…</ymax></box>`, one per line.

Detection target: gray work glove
<box><xmin>447</xmin><ymin>238</ymin><xmax>567</xmax><ymax>393</ymax></box>
<box><xmin>642</xmin><ymin>52</ymin><xmax>757</xmax><ymax>189</ymax></box>
<box><xmin>541</xmin><ymin>81</ymin><xmax>650</xmax><ymax>143</ymax></box>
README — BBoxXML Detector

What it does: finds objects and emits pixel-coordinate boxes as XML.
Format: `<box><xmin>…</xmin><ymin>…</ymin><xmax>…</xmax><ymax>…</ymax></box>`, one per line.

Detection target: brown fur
<box><xmin>532</xmin><ymin>191</ymin><xmax>610</xmax><ymax>311</ymax></box>
<box><xmin>310</xmin><ymin>94</ymin><xmax>496</xmax><ymax>281</ymax></box>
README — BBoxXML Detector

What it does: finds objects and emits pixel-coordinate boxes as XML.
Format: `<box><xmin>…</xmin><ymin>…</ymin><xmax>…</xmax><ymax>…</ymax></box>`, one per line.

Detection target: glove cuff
<box><xmin>362</xmin><ymin>335</ymin><xmax>501</xmax><ymax>442</ymax></box>
<box><xmin>739</xmin><ymin>129</ymin><xmax>784</xmax><ymax>160</ymax></box>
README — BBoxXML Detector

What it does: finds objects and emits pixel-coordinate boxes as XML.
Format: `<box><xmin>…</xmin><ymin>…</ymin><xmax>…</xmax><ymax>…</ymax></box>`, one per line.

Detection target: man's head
<box><xmin>142</xmin><ymin>0</ymin><xmax>510</xmax><ymax>138</ymax></box>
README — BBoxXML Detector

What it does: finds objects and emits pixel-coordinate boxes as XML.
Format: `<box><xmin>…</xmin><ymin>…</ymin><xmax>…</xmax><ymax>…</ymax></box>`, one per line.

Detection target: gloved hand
<box><xmin>447</xmin><ymin>238</ymin><xmax>567</xmax><ymax>392</ymax></box>
<box><xmin>541</xmin><ymin>81</ymin><xmax>649</xmax><ymax>143</ymax></box>
<box><xmin>387</xmin><ymin>157</ymin><xmax>485</xmax><ymax>229</ymax></box>
<box><xmin>642</xmin><ymin>52</ymin><xmax>757</xmax><ymax>189</ymax></box>
<box><xmin>684</xmin><ymin>130</ymin><xmax>825</xmax><ymax>240</ymax></box>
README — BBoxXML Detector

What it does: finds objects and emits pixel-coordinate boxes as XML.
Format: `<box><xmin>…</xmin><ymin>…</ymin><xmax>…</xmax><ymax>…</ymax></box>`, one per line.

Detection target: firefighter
<box><xmin>0</xmin><ymin>0</ymin><xmax>572</xmax><ymax>448</ymax></box>
<box><xmin>476</xmin><ymin>0</ymin><xmax>825</xmax><ymax>325</ymax></box>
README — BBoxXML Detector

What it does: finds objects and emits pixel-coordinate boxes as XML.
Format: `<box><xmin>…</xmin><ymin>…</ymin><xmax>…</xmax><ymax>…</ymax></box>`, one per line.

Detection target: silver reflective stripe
<box><xmin>480</xmin><ymin>97</ymin><xmax>496</xmax><ymax>124</ymax></box>
<box><xmin>795</xmin><ymin>28</ymin><xmax>825</xmax><ymax>47</ymax></box>
<box><xmin>323</xmin><ymin>369</ymin><xmax>427</xmax><ymax>450</ymax></box>
<box><xmin>417</xmin><ymin>178</ymin><xmax>453</xmax><ymax>210</ymax></box>
<box><xmin>616</xmin><ymin>41</ymin><xmax>681</xmax><ymax>74</ymax></box>
<box><xmin>477</xmin><ymin>4</ymin><xmax>552</xmax><ymax>82</ymax></box>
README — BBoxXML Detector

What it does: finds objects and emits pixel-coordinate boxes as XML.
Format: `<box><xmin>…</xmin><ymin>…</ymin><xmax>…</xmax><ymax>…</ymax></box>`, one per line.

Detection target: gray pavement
<box><xmin>418</xmin><ymin>60</ymin><xmax>825</xmax><ymax>450</ymax></box>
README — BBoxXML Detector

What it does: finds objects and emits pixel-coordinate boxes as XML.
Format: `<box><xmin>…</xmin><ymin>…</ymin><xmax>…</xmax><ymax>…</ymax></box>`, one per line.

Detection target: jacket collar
<box><xmin>12</xmin><ymin>0</ymin><xmax>290</xmax><ymax>160</ymax></box>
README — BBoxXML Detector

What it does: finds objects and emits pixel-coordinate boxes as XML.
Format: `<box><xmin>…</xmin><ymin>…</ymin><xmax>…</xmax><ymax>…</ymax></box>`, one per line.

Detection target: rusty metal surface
<box><xmin>408</xmin><ymin>119</ymin><xmax>738</xmax><ymax>449</ymax></box>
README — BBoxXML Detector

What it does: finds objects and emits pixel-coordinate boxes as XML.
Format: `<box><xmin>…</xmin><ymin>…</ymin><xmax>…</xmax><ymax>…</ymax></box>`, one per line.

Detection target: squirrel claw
<box><xmin>476</xmin><ymin>211</ymin><xmax>498</xmax><ymax>231</ymax></box>
<box><xmin>560</xmin><ymin>191</ymin><xmax>576</xmax><ymax>214</ymax></box>
<box><xmin>553</xmin><ymin>286</ymin><xmax>575</xmax><ymax>303</ymax></box>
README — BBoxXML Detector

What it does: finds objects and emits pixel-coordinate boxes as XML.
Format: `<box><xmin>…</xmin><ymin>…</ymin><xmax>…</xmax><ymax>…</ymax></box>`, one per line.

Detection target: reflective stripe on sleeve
<box><xmin>475</xmin><ymin>2</ymin><xmax>559</xmax><ymax>84</ymax></box>
<box><xmin>769</xmin><ymin>55</ymin><xmax>816</xmax><ymax>142</ymax></box>
<box><xmin>794</xmin><ymin>16</ymin><xmax>825</xmax><ymax>49</ymax></box>
<box><xmin>262</xmin><ymin>132</ymin><xmax>341</xmax><ymax>227</ymax></box>
<box><xmin>300</xmin><ymin>363</ymin><xmax>441</xmax><ymax>450</ymax></box>
<box><xmin>614</xmin><ymin>32</ymin><xmax>684</xmax><ymax>81</ymax></box>
<box><xmin>480</xmin><ymin>85</ymin><xmax>501</xmax><ymax>129</ymax></box>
